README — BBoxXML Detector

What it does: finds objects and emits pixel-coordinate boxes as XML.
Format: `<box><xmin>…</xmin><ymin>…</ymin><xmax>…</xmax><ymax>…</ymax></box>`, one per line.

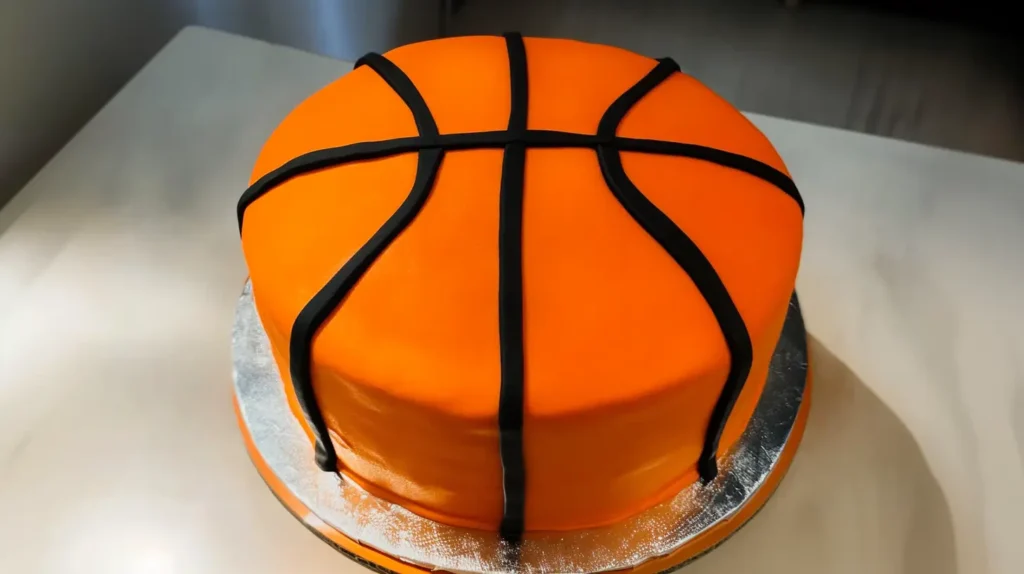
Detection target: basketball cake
<box><xmin>232</xmin><ymin>33</ymin><xmax>809</xmax><ymax>573</ymax></box>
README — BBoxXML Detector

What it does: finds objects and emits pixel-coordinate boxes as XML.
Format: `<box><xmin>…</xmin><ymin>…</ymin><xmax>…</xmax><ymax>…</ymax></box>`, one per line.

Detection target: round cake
<box><xmin>237</xmin><ymin>33</ymin><xmax>803</xmax><ymax>541</ymax></box>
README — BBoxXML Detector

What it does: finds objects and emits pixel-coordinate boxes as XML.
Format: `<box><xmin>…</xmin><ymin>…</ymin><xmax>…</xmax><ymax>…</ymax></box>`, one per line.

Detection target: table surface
<box><xmin>1</xmin><ymin>26</ymin><xmax>1022</xmax><ymax>574</ymax></box>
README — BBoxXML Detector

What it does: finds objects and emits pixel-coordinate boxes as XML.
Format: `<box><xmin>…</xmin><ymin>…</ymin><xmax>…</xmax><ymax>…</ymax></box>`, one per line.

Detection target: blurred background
<box><xmin>2</xmin><ymin>0</ymin><xmax>1022</xmax><ymax>212</ymax></box>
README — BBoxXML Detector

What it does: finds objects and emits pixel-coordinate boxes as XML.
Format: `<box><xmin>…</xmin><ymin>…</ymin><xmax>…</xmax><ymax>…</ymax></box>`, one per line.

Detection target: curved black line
<box><xmin>238</xmin><ymin>43</ymin><xmax>802</xmax><ymax>493</ymax></box>
<box><xmin>615</xmin><ymin>138</ymin><xmax>803</xmax><ymax>213</ymax></box>
<box><xmin>236</xmin><ymin>130</ymin><xmax>802</xmax><ymax>230</ymax></box>
<box><xmin>236</xmin><ymin>132</ymin><xmax>601</xmax><ymax>230</ymax></box>
<box><xmin>497</xmin><ymin>31</ymin><xmax>528</xmax><ymax>543</ymax></box>
<box><xmin>597</xmin><ymin>58</ymin><xmax>680</xmax><ymax>135</ymax></box>
<box><xmin>287</xmin><ymin>55</ymin><xmax>444</xmax><ymax>472</ymax></box>
<box><xmin>596</xmin><ymin>58</ymin><xmax>754</xmax><ymax>482</ymax></box>
<box><xmin>290</xmin><ymin>148</ymin><xmax>444</xmax><ymax>471</ymax></box>
<box><xmin>355</xmin><ymin>53</ymin><xmax>439</xmax><ymax>138</ymax></box>
<box><xmin>237</xmin><ymin>136</ymin><xmax>423</xmax><ymax>230</ymax></box>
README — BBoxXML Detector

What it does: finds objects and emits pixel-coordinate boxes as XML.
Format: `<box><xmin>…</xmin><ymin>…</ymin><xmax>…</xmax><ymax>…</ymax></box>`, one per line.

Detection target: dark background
<box><xmin>2</xmin><ymin>0</ymin><xmax>1022</xmax><ymax>212</ymax></box>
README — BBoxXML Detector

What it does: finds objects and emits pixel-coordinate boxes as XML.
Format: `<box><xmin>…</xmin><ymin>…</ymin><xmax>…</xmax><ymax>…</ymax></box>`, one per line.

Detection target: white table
<box><xmin>1</xmin><ymin>26</ymin><xmax>1021</xmax><ymax>574</ymax></box>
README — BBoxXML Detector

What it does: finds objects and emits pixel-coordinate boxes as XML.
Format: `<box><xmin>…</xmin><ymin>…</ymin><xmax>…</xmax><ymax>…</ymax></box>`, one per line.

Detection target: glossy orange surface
<box><xmin>240</xmin><ymin>35</ymin><xmax>803</xmax><ymax>531</ymax></box>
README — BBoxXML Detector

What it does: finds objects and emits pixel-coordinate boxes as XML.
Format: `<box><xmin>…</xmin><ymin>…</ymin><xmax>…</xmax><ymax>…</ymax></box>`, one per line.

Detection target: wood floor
<box><xmin>450</xmin><ymin>0</ymin><xmax>1024</xmax><ymax>162</ymax></box>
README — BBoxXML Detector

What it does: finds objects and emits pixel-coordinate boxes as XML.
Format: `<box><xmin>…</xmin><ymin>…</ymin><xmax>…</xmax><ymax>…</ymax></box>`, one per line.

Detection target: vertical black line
<box><xmin>497</xmin><ymin>31</ymin><xmax>528</xmax><ymax>543</ymax></box>
<box><xmin>504</xmin><ymin>34</ymin><xmax>529</xmax><ymax>132</ymax></box>
<box><xmin>237</xmin><ymin>136</ymin><xmax>426</xmax><ymax>230</ymax></box>
<box><xmin>289</xmin><ymin>55</ymin><xmax>443</xmax><ymax>472</ymax></box>
<box><xmin>596</xmin><ymin>58</ymin><xmax>754</xmax><ymax>482</ymax></box>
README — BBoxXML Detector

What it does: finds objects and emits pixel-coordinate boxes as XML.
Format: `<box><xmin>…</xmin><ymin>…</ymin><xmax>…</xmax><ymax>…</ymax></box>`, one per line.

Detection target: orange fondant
<box><xmin>240</xmin><ymin>36</ymin><xmax>803</xmax><ymax>532</ymax></box>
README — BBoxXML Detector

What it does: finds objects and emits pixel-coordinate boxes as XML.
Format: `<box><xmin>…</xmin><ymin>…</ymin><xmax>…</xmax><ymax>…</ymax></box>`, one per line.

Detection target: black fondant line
<box><xmin>497</xmin><ymin>31</ymin><xmax>528</xmax><ymax>543</ymax></box>
<box><xmin>597</xmin><ymin>58</ymin><xmax>680</xmax><ymax>134</ymax></box>
<box><xmin>287</xmin><ymin>53</ymin><xmax>444</xmax><ymax>473</ymax></box>
<box><xmin>356</xmin><ymin>53</ymin><xmax>439</xmax><ymax>137</ymax></box>
<box><xmin>237</xmin><ymin>136</ymin><xmax>423</xmax><ymax>230</ymax></box>
<box><xmin>290</xmin><ymin>148</ymin><xmax>444</xmax><ymax>471</ymax></box>
<box><xmin>596</xmin><ymin>59</ymin><xmax>754</xmax><ymax>482</ymax></box>
<box><xmin>237</xmin><ymin>130</ymin><xmax>803</xmax><ymax>230</ymax></box>
<box><xmin>238</xmin><ymin>41</ymin><xmax>803</xmax><ymax>510</ymax></box>
<box><xmin>505</xmin><ymin>33</ymin><xmax>529</xmax><ymax>131</ymax></box>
